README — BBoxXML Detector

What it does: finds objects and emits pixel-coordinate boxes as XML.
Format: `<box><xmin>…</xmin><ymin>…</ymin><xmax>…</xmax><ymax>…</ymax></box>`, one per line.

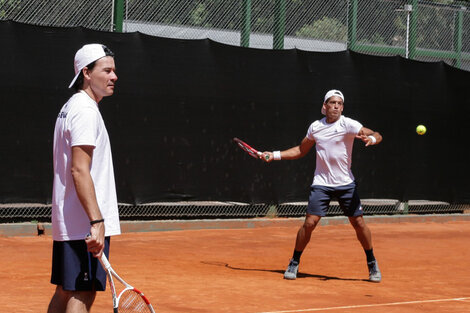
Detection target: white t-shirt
<box><xmin>52</xmin><ymin>91</ymin><xmax>121</xmax><ymax>241</ymax></box>
<box><xmin>306</xmin><ymin>115</ymin><xmax>363</xmax><ymax>187</ymax></box>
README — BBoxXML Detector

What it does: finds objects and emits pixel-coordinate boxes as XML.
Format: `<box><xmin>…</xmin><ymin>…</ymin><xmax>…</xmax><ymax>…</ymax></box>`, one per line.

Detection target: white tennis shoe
<box><xmin>284</xmin><ymin>259</ymin><xmax>299</xmax><ymax>280</ymax></box>
<box><xmin>368</xmin><ymin>260</ymin><xmax>382</xmax><ymax>282</ymax></box>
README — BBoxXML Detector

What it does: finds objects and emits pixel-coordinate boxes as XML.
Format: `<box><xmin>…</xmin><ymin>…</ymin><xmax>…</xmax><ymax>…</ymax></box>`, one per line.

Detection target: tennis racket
<box><xmin>233</xmin><ymin>137</ymin><xmax>269</xmax><ymax>160</ymax></box>
<box><xmin>99</xmin><ymin>254</ymin><xmax>156</xmax><ymax>313</ymax></box>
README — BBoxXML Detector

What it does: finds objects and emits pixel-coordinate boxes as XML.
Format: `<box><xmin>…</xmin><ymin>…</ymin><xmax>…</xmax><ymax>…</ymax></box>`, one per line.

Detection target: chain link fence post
<box><xmin>453</xmin><ymin>7</ymin><xmax>464</xmax><ymax>68</ymax></box>
<box><xmin>273</xmin><ymin>0</ymin><xmax>286</xmax><ymax>50</ymax></box>
<box><xmin>347</xmin><ymin>0</ymin><xmax>358</xmax><ymax>51</ymax></box>
<box><xmin>241</xmin><ymin>0</ymin><xmax>252</xmax><ymax>48</ymax></box>
<box><xmin>113</xmin><ymin>0</ymin><xmax>124</xmax><ymax>32</ymax></box>
<box><xmin>408</xmin><ymin>0</ymin><xmax>418</xmax><ymax>59</ymax></box>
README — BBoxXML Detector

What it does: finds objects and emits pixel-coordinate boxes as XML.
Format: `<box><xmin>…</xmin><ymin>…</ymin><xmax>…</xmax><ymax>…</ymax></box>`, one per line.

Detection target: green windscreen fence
<box><xmin>0</xmin><ymin>21</ymin><xmax>469</xmax><ymax>221</ymax></box>
<box><xmin>1</xmin><ymin>0</ymin><xmax>469</xmax><ymax>70</ymax></box>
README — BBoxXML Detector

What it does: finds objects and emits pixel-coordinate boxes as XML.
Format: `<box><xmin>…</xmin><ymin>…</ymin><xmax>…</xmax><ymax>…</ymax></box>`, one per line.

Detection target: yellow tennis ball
<box><xmin>416</xmin><ymin>125</ymin><xmax>426</xmax><ymax>135</ymax></box>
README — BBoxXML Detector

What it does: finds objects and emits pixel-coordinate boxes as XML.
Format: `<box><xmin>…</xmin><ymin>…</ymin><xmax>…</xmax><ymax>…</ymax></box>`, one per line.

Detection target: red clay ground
<box><xmin>0</xmin><ymin>220</ymin><xmax>469</xmax><ymax>313</ymax></box>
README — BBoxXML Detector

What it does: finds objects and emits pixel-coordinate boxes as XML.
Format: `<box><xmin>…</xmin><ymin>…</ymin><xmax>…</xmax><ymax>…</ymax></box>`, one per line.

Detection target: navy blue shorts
<box><xmin>306</xmin><ymin>182</ymin><xmax>363</xmax><ymax>217</ymax></box>
<box><xmin>50</xmin><ymin>237</ymin><xmax>110</xmax><ymax>291</ymax></box>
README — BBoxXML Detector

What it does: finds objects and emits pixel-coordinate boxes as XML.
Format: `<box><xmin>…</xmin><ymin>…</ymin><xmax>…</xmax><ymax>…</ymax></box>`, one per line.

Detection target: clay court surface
<box><xmin>0</xmin><ymin>220</ymin><xmax>469</xmax><ymax>313</ymax></box>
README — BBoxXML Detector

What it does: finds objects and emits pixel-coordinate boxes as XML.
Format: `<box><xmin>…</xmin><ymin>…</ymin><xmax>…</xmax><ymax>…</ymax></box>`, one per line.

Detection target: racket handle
<box><xmin>100</xmin><ymin>254</ymin><xmax>112</xmax><ymax>271</ymax></box>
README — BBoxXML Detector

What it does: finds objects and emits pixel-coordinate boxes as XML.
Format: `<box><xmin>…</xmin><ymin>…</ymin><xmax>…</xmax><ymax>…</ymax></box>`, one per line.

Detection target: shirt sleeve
<box><xmin>346</xmin><ymin>117</ymin><xmax>363</xmax><ymax>135</ymax></box>
<box><xmin>69</xmin><ymin>108</ymin><xmax>99</xmax><ymax>147</ymax></box>
<box><xmin>306</xmin><ymin>121</ymin><xmax>318</xmax><ymax>140</ymax></box>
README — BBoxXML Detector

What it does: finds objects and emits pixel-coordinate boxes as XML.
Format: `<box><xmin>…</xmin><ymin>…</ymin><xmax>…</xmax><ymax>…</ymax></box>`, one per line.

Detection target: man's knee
<box><xmin>349</xmin><ymin>215</ymin><xmax>367</xmax><ymax>229</ymax></box>
<box><xmin>52</xmin><ymin>285</ymin><xmax>96</xmax><ymax>308</ymax></box>
<box><xmin>303</xmin><ymin>215</ymin><xmax>321</xmax><ymax>231</ymax></box>
<box><xmin>74</xmin><ymin>290</ymin><xmax>97</xmax><ymax>305</ymax></box>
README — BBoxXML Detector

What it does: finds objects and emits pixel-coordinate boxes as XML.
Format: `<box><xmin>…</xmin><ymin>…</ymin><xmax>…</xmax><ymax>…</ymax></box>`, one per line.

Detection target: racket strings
<box><xmin>119</xmin><ymin>290</ymin><xmax>152</xmax><ymax>313</ymax></box>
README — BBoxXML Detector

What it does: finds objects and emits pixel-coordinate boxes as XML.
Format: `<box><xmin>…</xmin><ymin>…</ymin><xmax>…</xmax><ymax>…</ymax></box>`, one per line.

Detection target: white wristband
<box><xmin>273</xmin><ymin>150</ymin><xmax>281</xmax><ymax>160</ymax></box>
<box><xmin>368</xmin><ymin>135</ymin><xmax>376</xmax><ymax>144</ymax></box>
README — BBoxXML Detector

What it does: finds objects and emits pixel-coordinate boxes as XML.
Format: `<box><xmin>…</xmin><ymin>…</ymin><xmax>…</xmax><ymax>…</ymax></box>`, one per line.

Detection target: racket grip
<box><xmin>100</xmin><ymin>254</ymin><xmax>112</xmax><ymax>271</ymax></box>
<box><xmin>257</xmin><ymin>151</ymin><xmax>270</xmax><ymax>160</ymax></box>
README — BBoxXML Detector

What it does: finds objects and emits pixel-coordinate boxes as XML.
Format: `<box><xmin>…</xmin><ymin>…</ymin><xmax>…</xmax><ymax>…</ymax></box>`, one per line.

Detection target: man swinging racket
<box><xmin>262</xmin><ymin>89</ymin><xmax>383</xmax><ymax>282</ymax></box>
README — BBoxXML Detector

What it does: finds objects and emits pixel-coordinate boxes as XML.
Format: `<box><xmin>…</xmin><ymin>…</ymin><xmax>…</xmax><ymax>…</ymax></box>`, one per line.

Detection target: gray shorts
<box><xmin>306</xmin><ymin>181</ymin><xmax>363</xmax><ymax>217</ymax></box>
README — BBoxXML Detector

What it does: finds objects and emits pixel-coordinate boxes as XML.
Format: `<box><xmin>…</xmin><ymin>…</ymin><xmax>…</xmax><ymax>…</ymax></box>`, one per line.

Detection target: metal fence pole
<box><xmin>273</xmin><ymin>0</ymin><xmax>286</xmax><ymax>50</ymax></box>
<box><xmin>347</xmin><ymin>0</ymin><xmax>358</xmax><ymax>51</ymax></box>
<box><xmin>241</xmin><ymin>0</ymin><xmax>251</xmax><ymax>48</ymax></box>
<box><xmin>453</xmin><ymin>7</ymin><xmax>464</xmax><ymax>69</ymax></box>
<box><xmin>408</xmin><ymin>0</ymin><xmax>418</xmax><ymax>60</ymax></box>
<box><xmin>404</xmin><ymin>4</ymin><xmax>412</xmax><ymax>58</ymax></box>
<box><xmin>113</xmin><ymin>0</ymin><xmax>124</xmax><ymax>32</ymax></box>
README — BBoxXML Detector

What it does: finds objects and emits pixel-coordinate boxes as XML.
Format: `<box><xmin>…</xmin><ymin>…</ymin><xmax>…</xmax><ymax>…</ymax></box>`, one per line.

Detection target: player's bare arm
<box><xmin>356</xmin><ymin>127</ymin><xmax>383</xmax><ymax>146</ymax></box>
<box><xmin>262</xmin><ymin>137</ymin><xmax>315</xmax><ymax>162</ymax></box>
<box><xmin>71</xmin><ymin>145</ymin><xmax>105</xmax><ymax>257</ymax></box>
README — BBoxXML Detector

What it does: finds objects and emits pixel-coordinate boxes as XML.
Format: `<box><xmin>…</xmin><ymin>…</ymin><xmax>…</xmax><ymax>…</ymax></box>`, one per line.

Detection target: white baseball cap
<box><xmin>321</xmin><ymin>89</ymin><xmax>345</xmax><ymax>115</ymax></box>
<box><xmin>69</xmin><ymin>44</ymin><xmax>108</xmax><ymax>88</ymax></box>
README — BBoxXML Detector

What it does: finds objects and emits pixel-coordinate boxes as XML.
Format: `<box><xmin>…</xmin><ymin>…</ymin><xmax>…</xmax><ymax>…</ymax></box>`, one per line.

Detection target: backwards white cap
<box><xmin>69</xmin><ymin>44</ymin><xmax>107</xmax><ymax>88</ymax></box>
<box><xmin>321</xmin><ymin>89</ymin><xmax>344</xmax><ymax>115</ymax></box>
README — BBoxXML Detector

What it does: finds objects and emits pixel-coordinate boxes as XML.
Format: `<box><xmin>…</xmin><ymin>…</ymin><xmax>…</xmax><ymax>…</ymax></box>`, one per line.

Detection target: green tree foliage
<box><xmin>190</xmin><ymin>3</ymin><xmax>209</xmax><ymax>26</ymax></box>
<box><xmin>296</xmin><ymin>17</ymin><xmax>347</xmax><ymax>41</ymax></box>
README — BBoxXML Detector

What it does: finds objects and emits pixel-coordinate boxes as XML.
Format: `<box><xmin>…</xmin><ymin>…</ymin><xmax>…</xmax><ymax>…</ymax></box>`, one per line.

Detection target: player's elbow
<box><xmin>70</xmin><ymin>164</ymin><xmax>89</xmax><ymax>180</ymax></box>
<box><xmin>298</xmin><ymin>146</ymin><xmax>313</xmax><ymax>158</ymax></box>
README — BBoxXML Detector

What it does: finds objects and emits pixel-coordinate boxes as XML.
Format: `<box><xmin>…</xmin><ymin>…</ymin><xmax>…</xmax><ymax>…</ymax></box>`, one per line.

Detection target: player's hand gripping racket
<box><xmin>99</xmin><ymin>254</ymin><xmax>156</xmax><ymax>313</ymax></box>
<box><xmin>233</xmin><ymin>137</ymin><xmax>269</xmax><ymax>160</ymax></box>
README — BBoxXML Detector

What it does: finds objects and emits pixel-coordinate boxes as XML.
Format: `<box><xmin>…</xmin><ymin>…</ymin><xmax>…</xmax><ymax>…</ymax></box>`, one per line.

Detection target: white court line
<box><xmin>257</xmin><ymin>297</ymin><xmax>470</xmax><ymax>313</ymax></box>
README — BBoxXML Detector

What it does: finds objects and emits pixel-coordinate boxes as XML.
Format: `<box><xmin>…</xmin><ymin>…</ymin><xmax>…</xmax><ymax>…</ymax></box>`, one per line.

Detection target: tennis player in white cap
<box><xmin>262</xmin><ymin>89</ymin><xmax>383</xmax><ymax>283</ymax></box>
<box><xmin>48</xmin><ymin>44</ymin><xmax>121</xmax><ymax>313</ymax></box>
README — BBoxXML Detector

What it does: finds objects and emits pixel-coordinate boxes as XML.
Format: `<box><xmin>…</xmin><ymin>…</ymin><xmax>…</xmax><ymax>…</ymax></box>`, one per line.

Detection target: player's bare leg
<box><xmin>65</xmin><ymin>290</ymin><xmax>95</xmax><ymax>313</ymax></box>
<box><xmin>284</xmin><ymin>214</ymin><xmax>321</xmax><ymax>280</ymax></box>
<box><xmin>348</xmin><ymin>215</ymin><xmax>372</xmax><ymax>249</ymax></box>
<box><xmin>295</xmin><ymin>214</ymin><xmax>322</xmax><ymax>251</ymax></box>
<box><xmin>48</xmin><ymin>286</ymin><xmax>96</xmax><ymax>313</ymax></box>
<box><xmin>348</xmin><ymin>215</ymin><xmax>381</xmax><ymax>282</ymax></box>
<box><xmin>48</xmin><ymin>286</ymin><xmax>67</xmax><ymax>313</ymax></box>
